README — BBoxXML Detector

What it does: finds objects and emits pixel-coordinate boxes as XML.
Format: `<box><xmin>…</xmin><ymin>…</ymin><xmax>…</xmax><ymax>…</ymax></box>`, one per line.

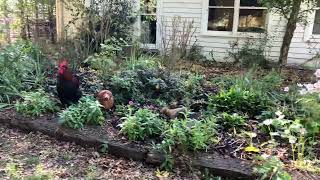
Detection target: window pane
<box><xmin>240</xmin><ymin>0</ymin><xmax>263</xmax><ymax>7</ymax></box>
<box><xmin>208</xmin><ymin>8</ymin><xmax>234</xmax><ymax>31</ymax></box>
<box><xmin>238</xmin><ymin>9</ymin><xmax>267</xmax><ymax>33</ymax></box>
<box><xmin>313</xmin><ymin>10</ymin><xmax>320</xmax><ymax>34</ymax></box>
<box><xmin>209</xmin><ymin>0</ymin><xmax>234</xmax><ymax>6</ymax></box>
<box><xmin>141</xmin><ymin>15</ymin><xmax>157</xmax><ymax>44</ymax></box>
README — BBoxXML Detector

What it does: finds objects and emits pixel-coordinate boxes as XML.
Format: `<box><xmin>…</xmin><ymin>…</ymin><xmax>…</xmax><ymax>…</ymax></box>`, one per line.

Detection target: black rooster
<box><xmin>57</xmin><ymin>60</ymin><xmax>82</xmax><ymax>106</ymax></box>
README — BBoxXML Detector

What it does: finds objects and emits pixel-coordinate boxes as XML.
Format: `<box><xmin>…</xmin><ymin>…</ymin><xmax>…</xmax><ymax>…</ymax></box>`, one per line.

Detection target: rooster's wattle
<box><xmin>57</xmin><ymin>60</ymin><xmax>82</xmax><ymax>106</ymax></box>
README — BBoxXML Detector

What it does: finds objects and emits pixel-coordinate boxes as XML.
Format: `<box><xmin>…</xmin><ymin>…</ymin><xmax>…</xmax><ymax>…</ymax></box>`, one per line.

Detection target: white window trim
<box><xmin>133</xmin><ymin>0</ymin><xmax>161</xmax><ymax>49</ymax></box>
<box><xmin>304</xmin><ymin>7</ymin><xmax>320</xmax><ymax>41</ymax></box>
<box><xmin>201</xmin><ymin>0</ymin><xmax>269</xmax><ymax>38</ymax></box>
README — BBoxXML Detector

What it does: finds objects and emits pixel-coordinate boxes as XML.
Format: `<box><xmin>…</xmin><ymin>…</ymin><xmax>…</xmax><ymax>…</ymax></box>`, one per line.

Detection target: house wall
<box><xmin>56</xmin><ymin>0</ymin><xmax>90</xmax><ymax>41</ymax></box>
<box><xmin>159</xmin><ymin>0</ymin><xmax>320</xmax><ymax>65</ymax></box>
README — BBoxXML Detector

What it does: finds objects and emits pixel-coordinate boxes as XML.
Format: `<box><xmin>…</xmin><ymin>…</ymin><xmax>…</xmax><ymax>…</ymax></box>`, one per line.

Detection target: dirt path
<box><xmin>0</xmin><ymin>126</ymin><xmax>196</xmax><ymax>180</ymax></box>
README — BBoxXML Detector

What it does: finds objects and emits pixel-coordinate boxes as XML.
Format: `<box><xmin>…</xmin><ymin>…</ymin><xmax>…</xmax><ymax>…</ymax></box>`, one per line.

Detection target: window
<box><xmin>140</xmin><ymin>0</ymin><xmax>157</xmax><ymax>44</ymax></box>
<box><xmin>205</xmin><ymin>0</ymin><xmax>267</xmax><ymax>35</ymax></box>
<box><xmin>313</xmin><ymin>1</ymin><xmax>320</xmax><ymax>34</ymax></box>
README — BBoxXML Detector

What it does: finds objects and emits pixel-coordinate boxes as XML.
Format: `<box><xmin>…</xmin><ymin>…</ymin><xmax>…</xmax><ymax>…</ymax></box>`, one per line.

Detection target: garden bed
<box><xmin>0</xmin><ymin>109</ymin><xmax>255</xmax><ymax>179</ymax></box>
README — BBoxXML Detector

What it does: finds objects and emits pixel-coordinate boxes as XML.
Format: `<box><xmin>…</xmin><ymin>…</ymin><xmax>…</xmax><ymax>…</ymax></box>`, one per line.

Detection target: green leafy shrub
<box><xmin>84</xmin><ymin>55</ymin><xmax>116</xmax><ymax>76</ymax></box>
<box><xmin>209</xmin><ymin>86</ymin><xmax>269</xmax><ymax>117</ymax></box>
<box><xmin>0</xmin><ymin>41</ymin><xmax>51</xmax><ymax>105</ymax></box>
<box><xmin>64</xmin><ymin>0</ymin><xmax>135</xmax><ymax>58</ymax></box>
<box><xmin>15</xmin><ymin>90</ymin><xmax>59</xmax><ymax>117</ymax></box>
<box><xmin>108</xmin><ymin>67</ymin><xmax>186</xmax><ymax>104</ymax></box>
<box><xmin>119</xmin><ymin>108</ymin><xmax>164</xmax><ymax>141</ymax></box>
<box><xmin>59</xmin><ymin>96</ymin><xmax>104</xmax><ymax>129</ymax></box>
<box><xmin>299</xmin><ymin>93</ymin><xmax>320</xmax><ymax>135</ymax></box>
<box><xmin>160</xmin><ymin>115</ymin><xmax>217</xmax><ymax>152</ymax></box>
<box><xmin>219</xmin><ymin>112</ymin><xmax>246</xmax><ymax>129</ymax></box>
<box><xmin>183</xmin><ymin>73</ymin><xmax>205</xmax><ymax>99</ymax></box>
<box><xmin>254</xmin><ymin>156</ymin><xmax>291</xmax><ymax>180</ymax></box>
<box><xmin>211</xmin><ymin>70</ymin><xmax>282</xmax><ymax>95</ymax></box>
<box><xmin>234</xmin><ymin>70</ymin><xmax>282</xmax><ymax>95</ymax></box>
<box><xmin>209</xmin><ymin>70</ymin><xmax>282</xmax><ymax>117</ymax></box>
<box><xmin>229</xmin><ymin>38</ymin><xmax>269</xmax><ymax>68</ymax></box>
<box><xmin>186</xmin><ymin>43</ymin><xmax>207</xmax><ymax>63</ymax></box>
<box><xmin>123</xmin><ymin>54</ymin><xmax>159</xmax><ymax>71</ymax></box>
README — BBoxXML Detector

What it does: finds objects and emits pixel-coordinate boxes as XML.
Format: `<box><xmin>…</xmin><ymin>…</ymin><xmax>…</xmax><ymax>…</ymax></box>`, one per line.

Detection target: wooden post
<box><xmin>56</xmin><ymin>0</ymin><xmax>65</xmax><ymax>42</ymax></box>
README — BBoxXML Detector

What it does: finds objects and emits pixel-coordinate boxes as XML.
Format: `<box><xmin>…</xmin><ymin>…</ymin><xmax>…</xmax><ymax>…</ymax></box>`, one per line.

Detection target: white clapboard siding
<box><xmin>158</xmin><ymin>0</ymin><xmax>320</xmax><ymax>64</ymax></box>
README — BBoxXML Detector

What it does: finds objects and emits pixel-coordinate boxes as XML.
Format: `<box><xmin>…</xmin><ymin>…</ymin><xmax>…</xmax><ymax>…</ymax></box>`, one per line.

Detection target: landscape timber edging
<box><xmin>0</xmin><ymin>112</ymin><xmax>255</xmax><ymax>179</ymax></box>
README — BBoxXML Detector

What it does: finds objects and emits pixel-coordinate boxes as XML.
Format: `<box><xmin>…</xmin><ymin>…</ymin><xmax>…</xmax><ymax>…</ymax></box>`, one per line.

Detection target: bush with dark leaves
<box><xmin>108</xmin><ymin>67</ymin><xmax>186</xmax><ymax>105</ymax></box>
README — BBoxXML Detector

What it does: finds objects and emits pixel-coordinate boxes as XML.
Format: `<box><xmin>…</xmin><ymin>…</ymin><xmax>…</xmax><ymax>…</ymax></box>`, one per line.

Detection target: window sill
<box><xmin>304</xmin><ymin>34</ymin><xmax>320</xmax><ymax>42</ymax></box>
<box><xmin>311</xmin><ymin>34</ymin><xmax>320</xmax><ymax>38</ymax></box>
<box><xmin>140</xmin><ymin>43</ymin><xmax>157</xmax><ymax>50</ymax></box>
<box><xmin>200</xmin><ymin>31</ymin><xmax>266</xmax><ymax>39</ymax></box>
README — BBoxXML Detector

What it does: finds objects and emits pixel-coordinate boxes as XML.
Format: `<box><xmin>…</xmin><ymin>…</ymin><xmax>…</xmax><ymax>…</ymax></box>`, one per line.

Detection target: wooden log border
<box><xmin>0</xmin><ymin>113</ymin><xmax>255</xmax><ymax>179</ymax></box>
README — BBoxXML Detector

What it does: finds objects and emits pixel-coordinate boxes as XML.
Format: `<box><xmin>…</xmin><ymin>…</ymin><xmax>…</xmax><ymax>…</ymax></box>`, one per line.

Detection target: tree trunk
<box><xmin>278</xmin><ymin>0</ymin><xmax>303</xmax><ymax>65</ymax></box>
<box><xmin>18</xmin><ymin>0</ymin><xmax>27</xmax><ymax>39</ymax></box>
<box><xmin>34</xmin><ymin>0</ymin><xmax>40</xmax><ymax>41</ymax></box>
<box><xmin>3</xmin><ymin>0</ymin><xmax>11</xmax><ymax>43</ymax></box>
<box><xmin>26</xmin><ymin>15</ymin><xmax>31</xmax><ymax>39</ymax></box>
<box><xmin>48</xmin><ymin>2</ymin><xmax>55</xmax><ymax>43</ymax></box>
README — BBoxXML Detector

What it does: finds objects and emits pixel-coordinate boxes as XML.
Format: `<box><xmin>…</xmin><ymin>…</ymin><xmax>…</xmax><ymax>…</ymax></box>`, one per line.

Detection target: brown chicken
<box><xmin>161</xmin><ymin>107</ymin><xmax>186</xmax><ymax>119</ymax></box>
<box><xmin>97</xmin><ymin>90</ymin><xmax>114</xmax><ymax>110</ymax></box>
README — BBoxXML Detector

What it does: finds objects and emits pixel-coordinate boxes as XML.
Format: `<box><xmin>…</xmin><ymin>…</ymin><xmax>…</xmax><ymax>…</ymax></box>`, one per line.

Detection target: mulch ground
<box><xmin>178</xmin><ymin>61</ymin><xmax>315</xmax><ymax>85</ymax></box>
<box><xmin>0</xmin><ymin>61</ymin><xmax>318</xmax><ymax>179</ymax></box>
<box><xmin>0</xmin><ymin>125</ymin><xmax>199</xmax><ymax>180</ymax></box>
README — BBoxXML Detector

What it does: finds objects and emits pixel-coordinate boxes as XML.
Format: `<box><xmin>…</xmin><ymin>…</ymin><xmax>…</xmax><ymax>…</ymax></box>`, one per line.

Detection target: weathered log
<box><xmin>0</xmin><ymin>110</ymin><xmax>255</xmax><ymax>179</ymax></box>
<box><xmin>193</xmin><ymin>154</ymin><xmax>254</xmax><ymax>180</ymax></box>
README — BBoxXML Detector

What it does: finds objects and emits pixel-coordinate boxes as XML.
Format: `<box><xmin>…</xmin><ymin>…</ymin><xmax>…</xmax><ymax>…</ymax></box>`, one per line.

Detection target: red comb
<box><xmin>58</xmin><ymin>59</ymin><xmax>69</xmax><ymax>74</ymax></box>
<box><xmin>59</xmin><ymin>59</ymin><xmax>68</xmax><ymax>67</ymax></box>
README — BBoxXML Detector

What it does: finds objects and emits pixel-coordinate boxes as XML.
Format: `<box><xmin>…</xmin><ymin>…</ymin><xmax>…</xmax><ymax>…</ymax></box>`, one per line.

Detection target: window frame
<box><xmin>304</xmin><ymin>6</ymin><xmax>320</xmax><ymax>41</ymax></box>
<box><xmin>201</xmin><ymin>0</ymin><xmax>269</xmax><ymax>37</ymax></box>
<box><xmin>134</xmin><ymin>0</ymin><xmax>161</xmax><ymax>49</ymax></box>
<box><xmin>312</xmin><ymin>7</ymin><xmax>320</xmax><ymax>36</ymax></box>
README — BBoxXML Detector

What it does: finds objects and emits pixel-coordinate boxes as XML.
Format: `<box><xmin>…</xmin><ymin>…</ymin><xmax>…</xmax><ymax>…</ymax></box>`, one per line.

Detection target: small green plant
<box><xmin>300</xmin><ymin>93</ymin><xmax>320</xmax><ymax>136</ymax></box>
<box><xmin>186</xmin><ymin>43</ymin><xmax>207</xmax><ymax>63</ymax></box>
<box><xmin>183</xmin><ymin>73</ymin><xmax>205</xmax><ymax>99</ymax></box>
<box><xmin>211</xmin><ymin>69</ymin><xmax>282</xmax><ymax>97</ymax></box>
<box><xmin>5</xmin><ymin>162</ymin><xmax>21</xmax><ymax>180</ymax></box>
<box><xmin>84</xmin><ymin>55</ymin><xmax>116</xmax><ymax>76</ymax></box>
<box><xmin>293</xmin><ymin>160</ymin><xmax>320</xmax><ymax>174</ymax></box>
<box><xmin>25</xmin><ymin>164</ymin><xmax>54</xmax><ymax>180</ymax></box>
<box><xmin>160</xmin><ymin>115</ymin><xmax>217</xmax><ymax>153</ymax></box>
<box><xmin>243</xmin><ymin>131</ymin><xmax>260</xmax><ymax>153</ymax></box>
<box><xmin>59</xmin><ymin>96</ymin><xmax>105</xmax><ymax>129</ymax></box>
<box><xmin>259</xmin><ymin>111</ymin><xmax>308</xmax><ymax>161</ymax></box>
<box><xmin>123</xmin><ymin>54</ymin><xmax>159</xmax><ymax>71</ymax></box>
<box><xmin>157</xmin><ymin>115</ymin><xmax>217</xmax><ymax>171</ymax></box>
<box><xmin>220</xmin><ymin>112</ymin><xmax>246</xmax><ymax>129</ymax></box>
<box><xmin>229</xmin><ymin>38</ymin><xmax>268</xmax><ymax>68</ymax></box>
<box><xmin>85</xmin><ymin>165</ymin><xmax>99</xmax><ymax>180</ymax></box>
<box><xmin>260</xmin><ymin>111</ymin><xmax>291</xmax><ymax>141</ymax></box>
<box><xmin>15</xmin><ymin>90</ymin><xmax>59</xmax><ymax>117</ymax></box>
<box><xmin>160</xmin><ymin>154</ymin><xmax>175</xmax><ymax>171</ymax></box>
<box><xmin>119</xmin><ymin>108</ymin><xmax>165</xmax><ymax>141</ymax></box>
<box><xmin>5</xmin><ymin>163</ymin><xmax>53</xmax><ymax>180</ymax></box>
<box><xmin>209</xmin><ymin>86</ymin><xmax>269</xmax><ymax>117</ymax></box>
<box><xmin>254</xmin><ymin>156</ymin><xmax>292</xmax><ymax>180</ymax></box>
<box><xmin>98</xmin><ymin>143</ymin><xmax>109</xmax><ymax>154</ymax></box>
